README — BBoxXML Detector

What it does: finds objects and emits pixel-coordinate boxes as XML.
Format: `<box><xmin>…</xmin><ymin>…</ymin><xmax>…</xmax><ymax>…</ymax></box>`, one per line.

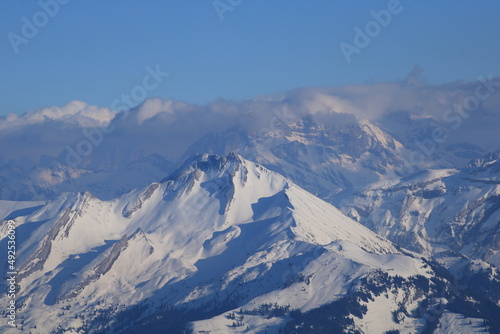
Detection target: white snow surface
<box><xmin>1</xmin><ymin>154</ymin><xmax>435</xmax><ymax>333</ymax></box>
<box><xmin>434</xmin><ymin>311</ymin><xmax>488</xmax><ymax>334</ymax></box>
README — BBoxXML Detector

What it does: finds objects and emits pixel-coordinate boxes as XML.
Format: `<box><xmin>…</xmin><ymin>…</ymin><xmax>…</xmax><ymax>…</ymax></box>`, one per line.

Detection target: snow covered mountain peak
<box><xmin>2</xmin><ymin>153</ymin><xmax>500</xmax><ymax>333</ymax></box>
<box><xmin>465</xmin><ymin>150</ymin><xmax>500</xmax><ymax>170</ymax></box>
<box><xmin>180</xmin><ymin>117</ymin><xmax>411</xmax><ymax>207</ymax></box>
<box><xmin>163</xmin><ymin>152</ymin><xmax>248</xmax><ymax>183</ymax></box>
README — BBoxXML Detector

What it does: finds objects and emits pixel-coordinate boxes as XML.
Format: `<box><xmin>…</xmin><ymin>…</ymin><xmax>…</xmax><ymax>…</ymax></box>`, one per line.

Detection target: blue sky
<box><xmin>1</xmin><ymin>0</ymin><xmax>499</xmax><ymax>115</ymax></box>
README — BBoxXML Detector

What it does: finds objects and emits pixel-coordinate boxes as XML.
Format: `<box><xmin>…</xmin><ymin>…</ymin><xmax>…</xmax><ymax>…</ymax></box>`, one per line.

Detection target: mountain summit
<box><xmin>1</xmin><ymin>154</ymin><xmax>498</xmax><ymax>333</ymax></box>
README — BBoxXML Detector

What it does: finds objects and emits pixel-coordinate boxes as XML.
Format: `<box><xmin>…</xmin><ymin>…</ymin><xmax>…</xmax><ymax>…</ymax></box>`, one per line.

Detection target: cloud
<box><xmin>135</xmin><ymin>98</ymin><xmax>195</xmax><ymax>124</ymax></box>
<box><xmin>1</xmin><ymin>76</ymin><xmax>499</xmax><ymax>168</ymax></box>
<box><xmin>0</xmin><ymin>100</ymin><xmax>116</xmax><ymax>131</ymax></box>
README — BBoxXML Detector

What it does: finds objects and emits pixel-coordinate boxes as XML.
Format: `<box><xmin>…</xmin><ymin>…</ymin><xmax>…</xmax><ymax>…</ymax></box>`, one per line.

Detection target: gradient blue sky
<box><xmin>1</xmin><ymin>0</ymin><xmax>499</xmax><ymax>115</ymax></box>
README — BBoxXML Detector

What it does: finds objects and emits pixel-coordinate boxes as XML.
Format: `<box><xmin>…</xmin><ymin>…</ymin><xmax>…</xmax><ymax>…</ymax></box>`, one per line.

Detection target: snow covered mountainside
<box><xmin>2</xmin><ymin>154</ymin><xmax>497</xmax><ymax>333</ymax></box>
<box><xmin>333</xmin><ymin>151</ymin><xmax>500</xmax><ymax>310</ymax></box>
<box><xmin>1</xmin><ymin>79</ymin><xmax>500</xmax><ymax>332</ymax></box>
<box><xmin>334</xmin><ymin>151</ymin><xmax>500</xmax><ymax>266</ymax></box>
<box><xmin>0</xmin><ymin>112</ymin><xmax>410</xmax><ymax>204</ymax></box>
<box><xmin>3</xmin><ymin>77</ymin><xmax>499</xmax><ymax>203</ymax></box>
<box><xmin>183</xmin><ymin>117</ymin><xmax>409</xmax><ymax>202</ymax></box>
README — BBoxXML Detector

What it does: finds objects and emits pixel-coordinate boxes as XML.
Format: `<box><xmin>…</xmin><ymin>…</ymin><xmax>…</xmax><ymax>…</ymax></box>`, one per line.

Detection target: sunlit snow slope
<box><xmin>0</xmin><ymin>154</ymin><xmax>495</xmax><ymax>333</ymax></box>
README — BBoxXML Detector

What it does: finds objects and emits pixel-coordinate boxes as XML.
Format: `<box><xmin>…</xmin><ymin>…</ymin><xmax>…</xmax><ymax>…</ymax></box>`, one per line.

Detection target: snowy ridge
<box><xmin>335</xmin><ymin>157</ymin><xmax>500</xmax><ymax>268</ymax></box>
<box><xmin>183</xmin><ymin>117</ymin><xmax>410</xmax><ymax>202</ymax></box>
<box><xmin>0</xmin><ymin>153</ymin><xmax>446</xmax><ymax>334</ymax></box>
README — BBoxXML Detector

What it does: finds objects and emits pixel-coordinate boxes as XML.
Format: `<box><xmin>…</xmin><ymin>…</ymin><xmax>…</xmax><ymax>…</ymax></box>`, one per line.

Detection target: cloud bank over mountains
<box><xmin>1</xmin><ymin>100</ymin><xmax>116</xmax><ymax>130</ymax></box>
<box><xmin>1</xmin><ymin>75</ymin><xmax>499</xmax><ymax>166</ymax></box>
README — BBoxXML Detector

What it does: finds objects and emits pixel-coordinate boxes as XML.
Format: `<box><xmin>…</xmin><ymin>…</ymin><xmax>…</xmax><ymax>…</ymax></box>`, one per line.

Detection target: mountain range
<box><xmin>1</xmin><ymin>78</ymin><xmax>500</xmax><ymax>333</ymax></box>
<box><xmin>2</xmin><ymin>153</ymin><xmax>499</xmax><ymax>333</ymax></box>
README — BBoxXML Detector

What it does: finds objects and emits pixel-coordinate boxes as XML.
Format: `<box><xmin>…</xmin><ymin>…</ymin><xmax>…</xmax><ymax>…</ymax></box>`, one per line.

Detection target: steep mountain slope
<box><xmin>333</xmin><ymin>151</ymin><xmax>500</xmax><ymax>311</ymax></box>
<box><xmin>2</xmin><ymin>154</ymin><xmax>493</xmax><ymax>334</ymax></box>
<box><xmin>334</xmin><ymin>152</ymin><xmax>500</xmax><ymax>265</ymax></box>
<box><xmin>183</xmin><ymin>117</ymin><xmax>409</xmax><ymax>202</ymax></box>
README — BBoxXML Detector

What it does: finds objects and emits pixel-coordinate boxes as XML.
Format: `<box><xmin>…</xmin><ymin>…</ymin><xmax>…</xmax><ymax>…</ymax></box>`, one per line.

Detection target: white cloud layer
<box><xmin>1</xmin><ymin>76</ymin><xmax>499</xmax><ymax>165</ymax></box>
<box><xmin>0</xmin><ymin>100</ymin><xmax>116</xmax><ymax>131</ymax></box>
